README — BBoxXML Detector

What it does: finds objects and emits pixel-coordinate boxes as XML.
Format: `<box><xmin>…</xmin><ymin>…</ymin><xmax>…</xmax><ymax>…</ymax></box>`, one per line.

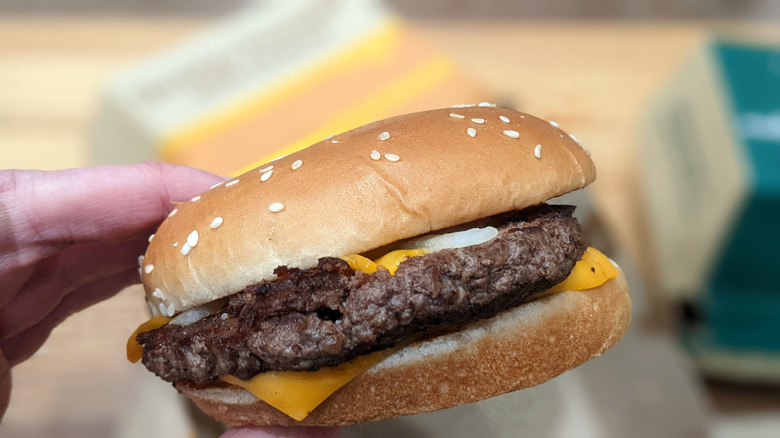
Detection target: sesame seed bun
<box><xmin>176</xmin><ymin>269</ymin><xmax>631</xmax><ymax>426</ymax></box>
<box><xmin>141</xmin><ymin>106</ymin><xmax>596</xmax><ymax>315</ymax></box>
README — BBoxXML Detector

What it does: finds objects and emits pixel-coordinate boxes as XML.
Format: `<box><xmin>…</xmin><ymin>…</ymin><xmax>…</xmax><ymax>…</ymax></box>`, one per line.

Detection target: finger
<box><xmin>221</xmin><ymin>426</ymin><xmax>342</xmax><ymax>438</ymax></box>
<box><xmin>0</xmin><ymin>264</ymin><xmax>33</xmax><ymax>309</ymax></box>
<box><xmin>0</xmin><ymin>349</ymin><xmax>10</xmax><ymax>419</ymax></box>
<box><xmin>0</xmin><ymin>162</ymin><xmax>222</xmax><ymax>273</ymax></box>
<box><xmin>1</xmin><ymin>266</ymin><xmax>139</xmax><ymax>366</ymax></box>
<box><xmin>0</xmin><ymin>234</ymin><xmax>149</xmax><ymax>340</ymax></box>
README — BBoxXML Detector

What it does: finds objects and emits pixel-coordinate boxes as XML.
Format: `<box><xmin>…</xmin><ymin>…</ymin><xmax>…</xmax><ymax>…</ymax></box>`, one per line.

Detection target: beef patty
<box><xmin>138</xmin><ymin>204</ymin><xmax>585</xmax><ymax>383</ymax></box>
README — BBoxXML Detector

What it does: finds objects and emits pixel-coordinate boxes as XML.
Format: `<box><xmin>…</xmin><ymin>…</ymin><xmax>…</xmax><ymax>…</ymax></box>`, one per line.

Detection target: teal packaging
<box><xmin>641</xmin><ymin>35</ymin><xmax>780</xmax><ymax>382</ymax></box>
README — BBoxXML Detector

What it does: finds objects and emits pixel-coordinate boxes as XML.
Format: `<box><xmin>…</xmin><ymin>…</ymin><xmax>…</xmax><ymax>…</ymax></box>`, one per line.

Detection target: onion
<box><xmin>169</xmin><ymin>300</ymin><xmax>224</xmax><ymax>326</ymax></box>
<box><xmin>146</xmin><ymin>300</ymin><xmax>161</xmax><ymax>317</ymax></box>
<box><xmin>403</xmin><ymin>226</ymin><xmax>498</xmax><ymax>252</ymax></box>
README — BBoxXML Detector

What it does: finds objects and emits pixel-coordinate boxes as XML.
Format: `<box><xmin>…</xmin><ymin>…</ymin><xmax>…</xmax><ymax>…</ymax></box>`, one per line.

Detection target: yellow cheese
<box><xmin>545</xmin><ymin>247</ymin><xmax>618</xmax><ymax>294</ymax></box>
<box><xmin>126</xmin><ymin>315</ymin><xmax>171</xmax><ymax>363</ymax></box>
<box><xmin>130</xmin><ymin>247</ymin><xmax>618</xmax><ymax>421</ymax></box>
<box><xmin>341</xmin><ymin>249</ymin><xmax>427</xmax><ymax>275</ymax></box>
<box><xmin>221</xmin><ymin>347</ymin><xmax>397</xmax><ymax>421</ymax></box>
<box><xmin>339</xmin><ymin>253</ymin><xmax>377</xmax><ymax>273</ymax></box>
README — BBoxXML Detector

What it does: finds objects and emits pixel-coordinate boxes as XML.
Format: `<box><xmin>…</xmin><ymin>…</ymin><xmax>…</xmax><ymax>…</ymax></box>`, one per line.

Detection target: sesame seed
<box><xmin>534</xmin><ymin>144</ymin><xmax>542</xmax><ymax>159</ymax></box>
<box><xmin>180</xmin><ymin>243</ymin><xmax>191</xmax><ymax>256</ymax></box>
<box><xmin>260</xmin><ymin>169</ymin><xmax>273</xmax><ymax>182</ymax></box>
<box><xmin>370</xmin><ymin>150</ymin><xmax>381</xmax><ymax>160</ymax></box>
<box><xmin>467</xmin><ymin>128</ymin><xmax>477</xmax><ymax>138</ymax></box>
<box><xmin>325</xmin><ymin>135</ymin><xmax>334</xmax><ymax>140</ymax></box>
<box><xmin>471</xmin><ymin>118</ymin><xmax>486</xmax><ymax>124</ymax></box>
<box><xmin>384</xmin><ymin>153</ymin><xmax>400</xmax><ymax>162</ymax></box>
<box><xmin>499</xmin><ymin>115</ymin><xmax>510</xmax><ymax>123</ymax></box>
<box><xmin>478</xmin><ymin>102</ymin><xmax>495</xmax><ymax>107</ymax></box>
<box><xmin>157</xmin><ymin>302</ymin><xmax>166</xmax><ymax>315</ymax></box>
<box><xmin>145</xmin><ymin>264</ymin><xmax>154</xmax><ymax>274</ymax></box>
<box><xmin>449</xmin><ymin>113</ymin><xmax>465</xmax><ymax>119</ymax></box>
<box><xmin>549</xmin><ymin>120</ymin><xmax>560</xmax><ymax>128</ymax></box>
<box><xmin>191</xmin><ymin>195</ymin><xmax>201</xmax><ymax>202</ymax></box>
<box><xmin>292</xmin><ymin>159</ymin><xmax>303</xmax><ymax>170</ymax></box>
<box><xmin>138</xmin><ymin>255</ymin><xmax>144</xmax><ymax>266</ymax></box>
<box><xmin>168</xmin><ymin>208</ymin><xmax>178</xmax><ymax>217</ymax></box>
<box><xmin>452</xmin><ymin>104</ymin><xmax>475</xmax><ymax>108</ymax></box>
<box><xmin>503</xmin><ymin>130</ymin><xmax>520</xmax><ymax>139</ymax></box>
<box><xmin>187</xmin><ymin>230</ymin><xmax>199</xmax><ymax>247</ymax></box>
<box><xmin>378</xmin><ymin>131</ymin><xmax>390</xmax><ymax>141</ymax></box>
<box><xmin>331</xmin><ymin>140</ymin><xmax>339</xmax><ymax>143</ymax></box>
<box><xmin>138</xmin><ymin>267</ymin><xmax>142</xmax><ymax>280</ymax></box>
<box><xmin>209</xmin><ymin>217</ymin><xmax>224</xmax><ymax>229</ymax></box>
<box><xmin>258</xmin><ymin>165</ymin><xmax>274</xmax><ymax>173</ymax></box>
<box><xmin>210</xmin><ymin>181</ymin><xmax>224</xmax><ymax>190</ymax></box>
<box><xmin>148</xmin><ymin>234</ymin><xmax>155</xmax><ymax>242</ymax></box>
<box><xmin>225</xmin><ymin>179</ymin><xmax>239</xmax><ymax>187</ymax></box>
<box><xmin>221</xmin><ymin>313</ymin><xmax>228</xmax><ymax>320</ymax></box>
<box><xmin>520</xmin><ymin>115</ymin><xmax>525</xmax><ymax>118</ymax></box>
<box><xmin>570</xmin><ymin>134</ymin><xmax>583</xmax><ymax>146</ymax></box>
<box><xmin>172</xmin><ymin>242</ymin><xmax>178</xmax><ymax>247</ymax></box>
<box><xmin>584</xmin><ymin>147</ymin><xmax>592</xmax><ymax>156</ymax></box>
<box><xmin>152</xmin><ymin>288</ymin><xmax>163</xmax><ymax>299</ymax></box>
<box><xmin>165</xmin><ymin>303</ymin><xmax>175</xmax><ymax>317</ymax></box>
<box><xmin>269</xmin><ymin>202</ymin><xmax>285</xmax><ymax>213</ymax></box>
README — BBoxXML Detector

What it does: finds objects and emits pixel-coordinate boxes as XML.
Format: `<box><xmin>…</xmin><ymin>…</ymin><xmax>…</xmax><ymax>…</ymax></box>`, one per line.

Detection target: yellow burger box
<box><xmin>91</xmin><ymin>0</ymin><xmax>488</xmax><ymax>177</ymax></box>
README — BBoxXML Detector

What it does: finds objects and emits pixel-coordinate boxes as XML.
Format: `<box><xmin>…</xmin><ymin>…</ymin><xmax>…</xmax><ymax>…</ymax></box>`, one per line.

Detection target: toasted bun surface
<box><xmin>142</xmin><ymin>106</ymin><xmax>595</xmax><ymax>314</ymax></box>
<box><xmin>177</xmin><ymin>269</ymin><xmax>630</xmax><ymax>426</ymax></box>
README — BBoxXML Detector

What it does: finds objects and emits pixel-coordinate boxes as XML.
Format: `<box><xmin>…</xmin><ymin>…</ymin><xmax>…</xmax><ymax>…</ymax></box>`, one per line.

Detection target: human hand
<box><xmin>0</xmin><ymin>162</ymin><xmax>224</xmax><ymax>418</ymax></box>
<box><xmin>0</xmin><ymin>162</ymin><xmax>341</xmax><ymax>437</ymax></box>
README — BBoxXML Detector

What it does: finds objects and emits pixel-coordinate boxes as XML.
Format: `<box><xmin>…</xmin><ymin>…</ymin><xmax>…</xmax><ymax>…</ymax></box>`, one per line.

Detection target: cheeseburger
<box><xmin>128</xmin><ymin>105</ymin><xmax>631</xmax><ymax>426</ymax></box>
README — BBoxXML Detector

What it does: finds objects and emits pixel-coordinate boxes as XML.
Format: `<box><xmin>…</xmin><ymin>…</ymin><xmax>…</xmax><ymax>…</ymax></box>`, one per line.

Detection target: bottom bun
<box><xmin>178</xmin><ymin>269</ymin><xmax>631</xmax><ymax>426</ymax></box>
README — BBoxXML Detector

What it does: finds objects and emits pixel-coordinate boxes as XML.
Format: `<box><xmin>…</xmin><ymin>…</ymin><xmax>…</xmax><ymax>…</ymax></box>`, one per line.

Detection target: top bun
<box><xmin>141</xmin><ymin>106</ymin><xmax>596</xmax><ymax>315</ymax></box>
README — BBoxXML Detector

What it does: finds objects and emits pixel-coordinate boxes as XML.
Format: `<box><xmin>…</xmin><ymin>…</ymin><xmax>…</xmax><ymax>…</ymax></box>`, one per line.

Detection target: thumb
<box><xmin>1</xmin><ymin>349</ymin><xmax>10</xmax><ymax>419</ymax></box>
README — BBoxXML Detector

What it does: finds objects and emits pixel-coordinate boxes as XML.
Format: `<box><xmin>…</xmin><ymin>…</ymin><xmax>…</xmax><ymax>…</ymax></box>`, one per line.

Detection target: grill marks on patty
<box><xmin>138</xmin><ymin>204</ymin><xmax>585</xmax><ymax>383</ymax></box>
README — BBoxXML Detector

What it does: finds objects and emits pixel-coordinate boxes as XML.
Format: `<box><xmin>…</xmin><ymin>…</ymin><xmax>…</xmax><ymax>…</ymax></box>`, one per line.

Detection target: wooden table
<box><xmin>0</xmin><ymin>16</ymin><xmax>725</xmax><ymax>437</ymax></box>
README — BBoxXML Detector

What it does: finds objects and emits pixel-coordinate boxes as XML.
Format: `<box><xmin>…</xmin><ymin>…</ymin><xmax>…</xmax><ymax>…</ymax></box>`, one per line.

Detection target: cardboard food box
<box><xmin>91</xmin><ymin>0</ymin><xmax>488</xmax><ymax>177</ymax></box>
<box><xmin>641</xmin><ymin>33</ymin><xmax>780</xmax><ymax>382</ymax></box>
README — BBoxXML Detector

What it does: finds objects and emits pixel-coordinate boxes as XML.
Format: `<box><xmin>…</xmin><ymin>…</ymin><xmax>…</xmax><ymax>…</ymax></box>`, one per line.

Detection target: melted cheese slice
<box><xmin>547</xmin><ymin>247</ymin><xmax>619</xmax><ymax>294</ymax></box>
<box><xmin>129</xmin><ymin>247</ymin><xmax>618</xmax><ymax>421</ymax></box>
<box><xmin>126</xmin><ymin>315</ymin><xmax>171</xmax><ymax>363</ymax></box>
<box><xmin>222</xmin><ymin>347</ymin><xmax>399</xmax><ymax>421</ymax></box>
<box><xmin>341</xmin><ymin>249</ymin><xmax>427</xmax><ymax>275</ymax></box>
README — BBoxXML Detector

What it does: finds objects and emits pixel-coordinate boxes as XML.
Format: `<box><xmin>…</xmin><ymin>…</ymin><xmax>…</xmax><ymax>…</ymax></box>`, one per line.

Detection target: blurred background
<box><xmin>2</xmin><ymin>0</ymin><xmax>780</xmax><ymax>437</ymax></box>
